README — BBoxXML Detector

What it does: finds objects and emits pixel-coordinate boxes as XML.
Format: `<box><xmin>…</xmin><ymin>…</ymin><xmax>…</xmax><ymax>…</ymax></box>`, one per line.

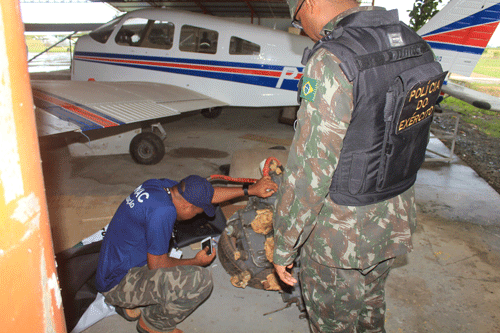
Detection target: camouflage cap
<box><xmin>287</xmin><ymin>0</ymin><xmax>300</xmax><ymax>19</ymax></box>
<box><xmin>288</xmin><ymin>0</ymin><xmax>362</xmax><ymax>19</ymax></box>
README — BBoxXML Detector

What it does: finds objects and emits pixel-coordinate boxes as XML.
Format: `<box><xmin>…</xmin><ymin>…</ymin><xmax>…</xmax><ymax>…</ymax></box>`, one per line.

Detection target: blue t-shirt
<box><xmin>96</xmin><ymin>178</ymin><xmax>178</xmax><ymax>292</ymax></box>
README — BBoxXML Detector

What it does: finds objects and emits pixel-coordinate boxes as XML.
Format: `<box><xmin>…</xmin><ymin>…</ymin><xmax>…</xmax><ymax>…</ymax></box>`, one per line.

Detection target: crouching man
<box><xmin>96</xmin><ymin>175</ymin><xmax>277</xmax><ymax>333</ymax></box>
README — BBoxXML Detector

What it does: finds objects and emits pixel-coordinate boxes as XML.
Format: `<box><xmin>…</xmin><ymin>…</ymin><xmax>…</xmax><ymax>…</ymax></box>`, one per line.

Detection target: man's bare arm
<box><xmin>147</xmin><ymin>247</ymin><xmax>216</xmax><ymax>270</ymax></box>
<box><xmin>211</xmin><ymin>176</ymin><xmax>278</xmax><ymax>204</ymax></box>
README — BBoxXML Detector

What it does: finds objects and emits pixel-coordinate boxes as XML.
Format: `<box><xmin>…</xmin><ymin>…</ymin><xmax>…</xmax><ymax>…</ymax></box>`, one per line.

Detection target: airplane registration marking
<box><xmin>32</xmin><ymin>90</ymin><xmax>123</xmax><ymax>131</ymax></box>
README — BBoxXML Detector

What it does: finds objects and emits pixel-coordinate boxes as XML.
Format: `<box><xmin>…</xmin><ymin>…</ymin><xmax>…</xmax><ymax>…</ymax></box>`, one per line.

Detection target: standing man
<box><xmin>273</xmin><ymin>0</ymin><xmax>445</xmax><ymax>332</ymax></box>
<box><xmin>97</xmin><ymin>175</ymin><xmax>277</xmax><ymax>333</ymax></box>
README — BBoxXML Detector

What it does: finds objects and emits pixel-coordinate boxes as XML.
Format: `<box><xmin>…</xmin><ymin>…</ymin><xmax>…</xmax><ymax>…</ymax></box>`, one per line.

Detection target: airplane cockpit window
<box><xmin>89</xmin><ymin>16</ymin><xmax>122</xmax><ymax>44</ymax></box>
<box><xmin>145</xmin><ymin>21</ymin><xmax>175</xmax><ymax>50</ymax></box>
<box><xmin>114</xmin><ymin>18</ymin><xmax>175</xmax><ymax>50</ymax></box>
<box><xmin>179</xmin><ymin>25</ymin><xmax>218</xmax><ymax>54</ymax></box>
<box><xmin>115</xmin><ymin>18</ymin><xmax>148</xmax><ymax>47</ymax></box>
<box><xmin>229</xmin><ymin>37</ymin><xmax>261</xmax><ymax>55</ymax></box>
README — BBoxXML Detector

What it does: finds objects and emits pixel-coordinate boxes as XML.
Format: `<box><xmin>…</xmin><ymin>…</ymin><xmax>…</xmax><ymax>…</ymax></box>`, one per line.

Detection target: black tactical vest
<box><xmin>300</xmin><ymin>9</ymin><xmax>447</xmax><ymax>206</ymax></box>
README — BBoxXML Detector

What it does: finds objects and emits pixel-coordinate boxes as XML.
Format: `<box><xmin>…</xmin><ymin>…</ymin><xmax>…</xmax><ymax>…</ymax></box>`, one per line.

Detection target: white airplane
<box><xmin>418</xmin><ymin>0</ymin><xmax>500</xmax><ymax>111</ymax></box>
<box><xmin>32</xmin><ymin>9</ymin><xmax>311</xmax><ymax>164</ymax></box>
<box><xmin>32</xmin><ymin>0</ymin><xmax>499</xmax><ymax>164</ymax></box>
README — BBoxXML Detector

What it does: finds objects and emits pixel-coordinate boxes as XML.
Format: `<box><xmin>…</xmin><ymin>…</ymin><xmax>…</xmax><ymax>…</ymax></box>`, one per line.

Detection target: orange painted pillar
<box><xmin>0</xmin><ymin>0</ymin><xmax>67</xmax><ymax>332</ymax></box>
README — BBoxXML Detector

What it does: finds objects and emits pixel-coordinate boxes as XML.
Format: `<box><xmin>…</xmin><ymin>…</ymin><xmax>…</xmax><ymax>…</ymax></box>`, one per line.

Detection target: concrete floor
<box><xmin>39</xmin><ymin>106</ymin><xmax>500</xmax><ymax>333</ymax></box>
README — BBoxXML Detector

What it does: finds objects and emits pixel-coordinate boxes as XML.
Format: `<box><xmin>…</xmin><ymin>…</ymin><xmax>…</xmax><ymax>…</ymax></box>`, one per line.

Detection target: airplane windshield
<box><xmin>89</xmin><ymin>16</ymin><xmax>124</xmax><ymax>44</ymax></box>
<box><xmin>115</xmin><ymin>18</ymin><xmax>148</xmax><ymax>46</ymax></box>
<box><xmin>114</xmin><ymin>18</ymin><xmax>175</xmax><ymax>50</ymax></box>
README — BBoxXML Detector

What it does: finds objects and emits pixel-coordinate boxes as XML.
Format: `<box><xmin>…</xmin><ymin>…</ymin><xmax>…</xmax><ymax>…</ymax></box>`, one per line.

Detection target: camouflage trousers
<box><xmin>300</xmin><ymin>254</ymin><xmax>394</xmax><ymax>333</ymax></box>
<box><xmin>102</xmin><ymin>265</ymin><xmax>213</xmax><ymax>332</ymax></box>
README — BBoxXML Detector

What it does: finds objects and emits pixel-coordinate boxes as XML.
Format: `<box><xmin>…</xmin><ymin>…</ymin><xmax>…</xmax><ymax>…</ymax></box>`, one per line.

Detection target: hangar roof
<box><xmin>22</xmin><ymin>0</ymin><xmax>292</xmax><ymax>20</ymax></box>
<box><xmin>104</xmin><ymin>0</ymin><xmax>291</xmax><ymax>19</ymax></box>
<box><xmin>22</xmin><ymin>0</ymin><xmax>373</xmax><ymax>31</ymax></box>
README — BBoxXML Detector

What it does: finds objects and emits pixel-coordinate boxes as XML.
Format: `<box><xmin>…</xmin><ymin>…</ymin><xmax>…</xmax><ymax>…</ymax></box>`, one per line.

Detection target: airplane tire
<box><xmin>201</xmin><ymin>107</ymin><xmax>222</xmax><ymax>119</ymax></box>
<box><xmin>129</xmin><ymin>132</ymin><xmax>165</xmax><ymax>165</ymax></box>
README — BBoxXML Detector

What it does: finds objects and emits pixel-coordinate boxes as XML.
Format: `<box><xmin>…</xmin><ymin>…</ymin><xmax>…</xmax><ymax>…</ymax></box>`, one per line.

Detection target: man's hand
<box><xmin>249</xmin><ymin>176</ymin><xmax>278</xmax><ymax>198</ymax></box>
<box><xmin>148</xmin><ymin>247</ymin><xmax>216</xmax><ymax>269</ymax></box>
<box><xmin>274</xmin><ymin>263</ymin><xmax>297</xmax><ymax>286</ymax></box>
<box><xmin>195</xmin><ymin>246</ymin><xmax>216</xmax><ymax>266</ymax></box>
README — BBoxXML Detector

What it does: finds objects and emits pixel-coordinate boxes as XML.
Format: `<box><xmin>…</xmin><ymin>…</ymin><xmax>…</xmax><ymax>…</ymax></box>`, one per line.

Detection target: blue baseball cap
<box><xmin>178</xmin><ymin>175</ymin><xmax>215</xmax><ymax>217</ymax></box>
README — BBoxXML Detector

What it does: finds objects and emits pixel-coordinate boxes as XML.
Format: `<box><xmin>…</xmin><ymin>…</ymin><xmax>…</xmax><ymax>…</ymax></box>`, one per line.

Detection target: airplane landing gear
<box><xmin>201</xmin><ymin>107</ymin><xmax>222</xmax><ymax>119</ymax></box>
<box><xmin>66</xmin><ymin>123</ymin><xmax>167</xmax><ymax>164</ymax></box>
<box><xmin>129</xmin><ymin>131</ymin><xmax>165</xmax><ymax>165</ymax></box>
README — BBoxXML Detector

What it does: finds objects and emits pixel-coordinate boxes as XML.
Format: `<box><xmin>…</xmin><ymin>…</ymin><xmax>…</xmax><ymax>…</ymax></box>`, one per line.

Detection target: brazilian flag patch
<box><xmin>300</xmin><ymin>77</ymin><xmax>318</xmax><ymax>102</ymax></box>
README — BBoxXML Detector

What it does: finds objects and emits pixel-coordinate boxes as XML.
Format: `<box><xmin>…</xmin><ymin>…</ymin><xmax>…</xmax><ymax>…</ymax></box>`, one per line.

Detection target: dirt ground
<box><xmin>432</xmin><ymin>107</ymin><xmax>500</xmax><ymax>195</ymax></box>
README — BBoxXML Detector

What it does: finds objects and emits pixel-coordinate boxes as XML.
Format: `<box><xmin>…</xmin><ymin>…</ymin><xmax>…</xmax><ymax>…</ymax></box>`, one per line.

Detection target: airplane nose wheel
<box><xmin>129</xmin><ymin>132</ymin><xmax>165</xmax><ymax>165</ymax></box>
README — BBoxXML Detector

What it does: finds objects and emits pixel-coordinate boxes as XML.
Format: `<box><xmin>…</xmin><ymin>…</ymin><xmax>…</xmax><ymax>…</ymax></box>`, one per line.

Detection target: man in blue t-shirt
<box><xmin>96</xmin><ymin>175</ymin><xmax>277</xmax><ymax>333</ymax></box>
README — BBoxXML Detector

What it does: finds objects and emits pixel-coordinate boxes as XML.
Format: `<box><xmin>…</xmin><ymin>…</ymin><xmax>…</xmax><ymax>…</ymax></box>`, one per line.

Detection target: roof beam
<box><xmin>195</xmin><ymin>1</ymin><xmax>212</xmax><ymax>14</ymax></box>
<box><xmin>24</xmin><ymin>23</ymin><xmax>102</xmax><ymax>32</ymax></box>
<box><xmin>245</xmin><ymin>1</ymin><xmax>258</xmax><ymax>23</ymax></box>
<box><xmin>146</xmin><ymin>1</ymin><xmax>163</xmax><ymax>7</ymax></box>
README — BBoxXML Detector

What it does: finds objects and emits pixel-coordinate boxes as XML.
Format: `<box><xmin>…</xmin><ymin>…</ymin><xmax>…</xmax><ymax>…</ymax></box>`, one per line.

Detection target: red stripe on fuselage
<box><xmin>423</xmin><ymin>22</ymin><xmax>499</xmax><ymax>48</ymax></box>
<box><xmin>75</xmin><ymin>55</ymin><xmax>304</xmax><ymax>80</ymax></box>
<box><xmin>33</xmin><ymin>90</ymin><xmax>119</xmax><ymax>128</ymax></box>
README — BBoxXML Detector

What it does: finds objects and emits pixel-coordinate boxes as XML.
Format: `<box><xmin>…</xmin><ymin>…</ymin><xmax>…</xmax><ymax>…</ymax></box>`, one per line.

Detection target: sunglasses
<box><xmin>291</xmin><ymin>0</ymin><xmax>306</xmax><ymax>29</ymax></box>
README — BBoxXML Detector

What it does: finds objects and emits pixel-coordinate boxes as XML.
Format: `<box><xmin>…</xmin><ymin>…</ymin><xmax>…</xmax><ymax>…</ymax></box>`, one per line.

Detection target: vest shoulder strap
<box><xmin>305</xmin><ymin>33</ymin><xmax>431</xmax><ymax>83</ymax></box>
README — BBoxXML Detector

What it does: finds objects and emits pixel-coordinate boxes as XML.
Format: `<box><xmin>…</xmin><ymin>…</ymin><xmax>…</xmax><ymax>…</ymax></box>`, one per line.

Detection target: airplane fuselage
<box><xmin>71</xmin><ymin>9</ymin><xmax>312</xmax><ymax>107</ymax></box>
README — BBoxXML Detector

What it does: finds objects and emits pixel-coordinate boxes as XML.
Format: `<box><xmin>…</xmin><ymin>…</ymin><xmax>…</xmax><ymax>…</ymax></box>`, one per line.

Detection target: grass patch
<box><xmin>27</xmin><ymin>46</ymin><xmax>69</xmax><ymax>53</ymax></box>
<box><xmin>441</xmin><ymin>97</ymin><xmax>500</xmax><ymax>138</ymax></box>
<box><xmin>26</xmin><ymin>38</ymin><xmax>69</xmax><ymax>53</ymax></box>
<box><xmin>444</xmin><ymin>48</ymin><xmax>500</xmax><ymax>138</ymax></box>
<box><xmin>474</xmin><ymin>58</ymin><xmax>500</xmax><ymax>78</ymax></box>
<box><xmin>472</xmin><ymin>48</ymin><xmax>500</xmax><ymax>79</ymax></box>
<box><xmin>25</xmin><ymin>35</ymin><xmax>72</xmax><ymax>54</ymax></box>
<box><xmin>450</xmin><ymin>80</ymin><xmax>500</xmax><ymax>98</ymax></box>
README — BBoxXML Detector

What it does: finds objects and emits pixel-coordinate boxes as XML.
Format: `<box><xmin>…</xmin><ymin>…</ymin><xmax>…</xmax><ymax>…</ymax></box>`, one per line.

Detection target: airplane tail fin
<box><xmin>417</xmin><ymin>0</ymin><xmax>500</xmax><ymax>77</ymax></box>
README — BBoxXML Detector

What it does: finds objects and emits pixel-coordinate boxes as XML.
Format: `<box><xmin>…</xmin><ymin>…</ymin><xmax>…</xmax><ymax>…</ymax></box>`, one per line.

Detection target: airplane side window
<box><xmin>179</xmin><ymin>25</ymin><xmax>218</xmax><ymax>54</ymax></box>
<box><xmin>115</xmin><ymin>18</ymin><xmax>149</xmax><ymax>47</ymax></box>
<box><xmin>145</xmin><ymin>21</ymin><xmax>175</xmax><ymax>50</ymax></box>
<box><xmin>89</xmin><ymin>16</ymin><xmax>123</xmax><ymax>44</ymax></box>
<box><xmin>229</xmin><ymin>37</ymin><xmax>261</xmax><ymax>55</ymax></box>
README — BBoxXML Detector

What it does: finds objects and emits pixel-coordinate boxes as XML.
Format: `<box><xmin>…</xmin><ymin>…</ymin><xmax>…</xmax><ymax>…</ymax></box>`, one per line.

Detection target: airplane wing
<box><xmin>441</xmin><ymin>81</ymin><xmax>500</xmax><ymax>112</ymax></box>
<box><xmin>32</xmin><ymin>80</ymin><xmax>228</xmax><ymax>136</ymax></box>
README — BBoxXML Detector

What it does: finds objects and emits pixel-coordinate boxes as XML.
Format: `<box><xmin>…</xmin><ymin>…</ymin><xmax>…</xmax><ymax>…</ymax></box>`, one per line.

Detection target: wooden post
<box><xmin>0</xmin><ymin>0</ymin><xmax>67</xmax><ymax>331</ymax></box>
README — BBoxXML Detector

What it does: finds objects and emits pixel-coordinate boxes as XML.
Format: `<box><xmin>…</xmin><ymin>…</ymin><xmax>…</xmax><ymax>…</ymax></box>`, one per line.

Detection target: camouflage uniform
<box><xmin>273</xmin><ymin>6</ymin><xmax>417</xmax><ymax>333</ymax></box>
<box><xmin>103</xmin><ymin>265</ymin><xmax>213</xmax><ymax>332</ymax></box>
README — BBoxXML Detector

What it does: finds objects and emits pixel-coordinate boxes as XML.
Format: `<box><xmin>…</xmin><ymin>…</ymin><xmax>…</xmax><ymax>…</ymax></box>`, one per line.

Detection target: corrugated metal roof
<box><xmin>105</xmin><ymin>0</ymin><xmax>291</xmax><ymax>19</ymax></box>
<box><xmin>22</xmin><ymin>0</ymin><xmax>375</xmax><ymax>31</ymax></box>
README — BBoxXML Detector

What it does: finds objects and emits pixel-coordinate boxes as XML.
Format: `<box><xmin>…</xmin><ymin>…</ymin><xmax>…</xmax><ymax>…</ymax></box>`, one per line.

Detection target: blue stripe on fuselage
<box><xmin>75</xmin><ymin>51</ymin><xmax>293</xmax><ymax>71</ymax></box>
<box><xmin>74</xmin><ymin>52</ymin><xmax>302</xmax><ymax>92</ymax></box>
